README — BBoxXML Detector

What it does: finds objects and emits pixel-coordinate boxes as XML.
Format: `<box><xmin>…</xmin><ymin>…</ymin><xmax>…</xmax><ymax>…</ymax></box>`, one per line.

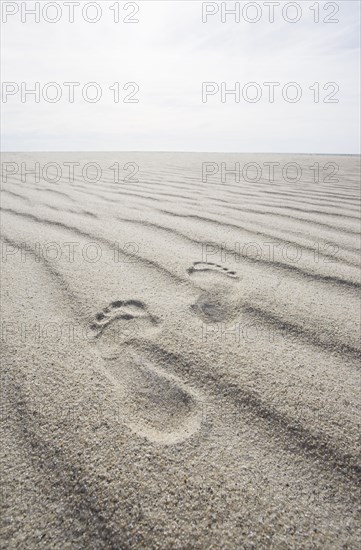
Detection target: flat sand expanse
<box><xmin>1</xmin><ymin>153</ymin><xmax>360</xmax><ymax>549</ymax></box>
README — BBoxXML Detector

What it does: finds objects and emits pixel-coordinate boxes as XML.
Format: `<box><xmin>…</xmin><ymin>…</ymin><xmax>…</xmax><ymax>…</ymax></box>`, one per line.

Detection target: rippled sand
<box><xmin>1</xmin><ymin>153</ymin><xmax>360</xmax><ymax>549</ymax></box>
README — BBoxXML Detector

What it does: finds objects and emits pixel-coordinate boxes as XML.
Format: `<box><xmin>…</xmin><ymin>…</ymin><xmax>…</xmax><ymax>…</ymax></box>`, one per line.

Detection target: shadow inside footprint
<box><xmin>191</xmin><ymin>295</ymin><xmax>227</xmax><ymax>323</ymax></box>
<box><xmin>191</xmin><ymin>292</ymin><xmax>239</xmax><ymax>323</ymax></box>
<box><xmin>187</xmin><ymin>262</ymin><xmax>238</xmax><ymax>280</ymax></box>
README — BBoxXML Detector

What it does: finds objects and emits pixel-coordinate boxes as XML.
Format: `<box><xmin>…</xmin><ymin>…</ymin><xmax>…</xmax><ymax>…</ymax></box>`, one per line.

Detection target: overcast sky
<box><xmin>1</xmin><ymin>0</ymin><xmax>360</xmax><ymax>153</ymax></box>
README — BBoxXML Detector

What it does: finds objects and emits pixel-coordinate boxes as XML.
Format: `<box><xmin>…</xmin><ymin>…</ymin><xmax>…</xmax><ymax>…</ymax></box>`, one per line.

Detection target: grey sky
<box><xmin>1</xmin><ymin>0</ymin><xmax>360</xmax><ymax>153</ymax></box>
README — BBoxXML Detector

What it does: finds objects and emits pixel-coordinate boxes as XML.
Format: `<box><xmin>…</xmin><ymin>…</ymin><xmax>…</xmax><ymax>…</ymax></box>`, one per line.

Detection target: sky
<box><xmin>1</xmin><ymin>0</ymin><xmax>360</xmax><ymax>153</ymax></box>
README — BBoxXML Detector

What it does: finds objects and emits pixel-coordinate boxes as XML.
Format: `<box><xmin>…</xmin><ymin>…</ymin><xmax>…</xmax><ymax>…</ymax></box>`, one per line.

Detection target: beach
<box><xmin>1</xmin><ymin>152</ymin><xmax>360</xmax><ymax>549</ymax></box>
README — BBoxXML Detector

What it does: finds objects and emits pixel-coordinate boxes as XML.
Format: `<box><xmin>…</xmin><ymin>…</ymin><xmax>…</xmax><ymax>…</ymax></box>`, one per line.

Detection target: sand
<box><xmin>1</xmin><ymin>152</ymin><xmax>360</xmax><ymax>549</ymax></box>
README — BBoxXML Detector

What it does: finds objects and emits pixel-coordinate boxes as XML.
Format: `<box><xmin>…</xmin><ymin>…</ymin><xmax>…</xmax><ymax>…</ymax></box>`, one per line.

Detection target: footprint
<box><xmin>90</xmin><ymin>299</ymin><xmax>158</xmax><ymax>339</ymax></box>
<box><xmin>188</xmin><ymin>263</ymin><xmax>241</xmax><ymax>322</ymax></box>
<box><xmin>101</xmin><ymin>348</ymin><xmax>203</xmax><ymax>444</ymax></box>
<box><xmin>187</xmin><ymin>262</ymin><xmax>239</xmax><ymax>280</ymax></box>
<box><xmin>90</xmin><ymin>301</ymin><xmax>203</xmax><ymax>445</ymax></box>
